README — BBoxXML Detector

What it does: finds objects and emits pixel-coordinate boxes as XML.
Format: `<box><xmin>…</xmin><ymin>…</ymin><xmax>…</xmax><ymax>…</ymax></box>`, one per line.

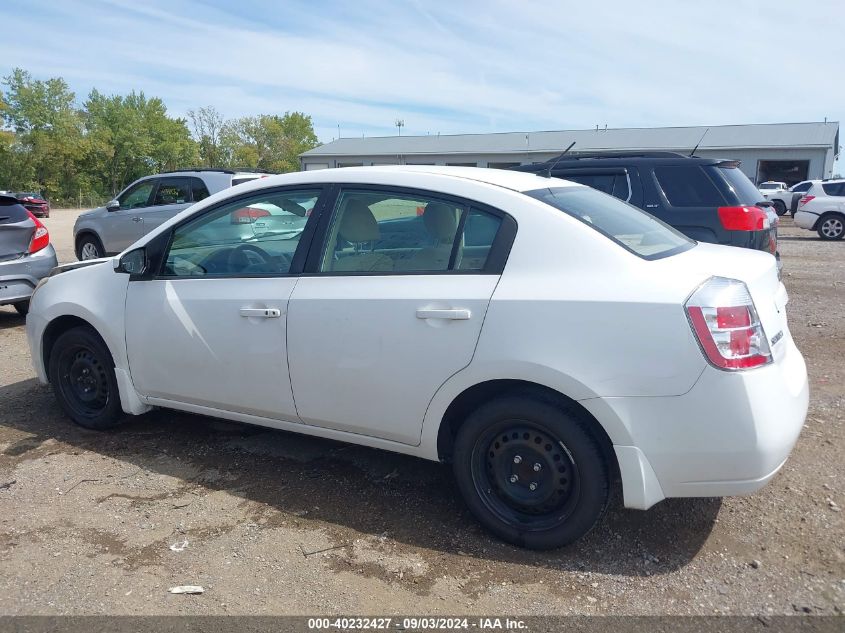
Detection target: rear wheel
<box><xmin>12</xmin><ymin>300</ymin><xmax>29</xmax><ymax>316</ymax></box>
<box><xmin>817</xmin><ymin>213</ymin><xmax>845</xmax><ymax>240</ymax></box>
<box><xmin>48</xmin><ymin>326</ymin><xmax>122</xmax><ymax>429</ymax></box>
<box><xmin>77</xmin><ymin>235</ymin><xmax>104</xmax><ymax>260</ymax></box>
<box><xmin>452</xmin><ymin>395</ymin><xmax>610</xmax><ymax>549</ymax></box>
<box><xmin>773</xmin><ymin>200</ymin><xmax>787</xmax><ymax>216</ymax></box>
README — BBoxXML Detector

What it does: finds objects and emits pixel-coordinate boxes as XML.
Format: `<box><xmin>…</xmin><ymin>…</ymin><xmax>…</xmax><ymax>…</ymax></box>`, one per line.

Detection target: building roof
<box><xmin>301</xmin><ymin>121</ymin><xmax>840</xmax><ymax>158</ymax></box>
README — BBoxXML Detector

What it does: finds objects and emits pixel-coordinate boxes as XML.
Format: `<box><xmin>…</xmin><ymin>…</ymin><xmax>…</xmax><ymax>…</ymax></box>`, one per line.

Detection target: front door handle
<box><xmin>240</xmin><ymin>308</ymin><xmax>282</xmax><ymax>318</ymax></box>
<box><xmin>416</xmin><ymin>308</ymin><xmax>471</xmax><ymax>320</ymax></box>
<box><xmin>131</xmin><ymin>216</ymin><xmax>143</xmax><ymax>222</ymax></box>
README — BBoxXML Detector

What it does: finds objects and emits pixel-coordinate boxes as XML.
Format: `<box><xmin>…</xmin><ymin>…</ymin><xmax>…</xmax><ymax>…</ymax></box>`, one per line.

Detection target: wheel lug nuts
<box><xmin>533</xmin><ymin>463</ymin><xmax>542</xmax><ymax>472</ymax></box>
<box><xmin>509</xmin><ymin>475</ymin><xmax>518</xmax><ymax>483</ymax></box>
<box><xmin>529</xmin><ymin>482</ymin><xmax>538</xmax><ymax>491</ymax></box>
<box><xmin>513</xmin><ymin>455</ymin><xmax>522</xmax><ymax>464</ymax></box>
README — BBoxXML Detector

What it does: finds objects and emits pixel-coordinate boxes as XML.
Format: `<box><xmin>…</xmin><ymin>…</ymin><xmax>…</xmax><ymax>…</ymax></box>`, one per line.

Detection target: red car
<box><xmin>14</xmin><ymin>192</ymin><xmax>50</xmax><ymax>218</ymax></box>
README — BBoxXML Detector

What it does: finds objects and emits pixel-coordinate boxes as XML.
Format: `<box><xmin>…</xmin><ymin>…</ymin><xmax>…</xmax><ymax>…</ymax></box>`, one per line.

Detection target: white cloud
<box><xmin>0</xmin><ymin>0</ymin><xmax>842</xmax><ymax>150</ymax></box>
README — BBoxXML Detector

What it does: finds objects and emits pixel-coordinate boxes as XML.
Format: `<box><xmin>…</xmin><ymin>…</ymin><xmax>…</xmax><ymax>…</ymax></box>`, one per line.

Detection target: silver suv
<box><xmin>74</xmin><ymin>169</ymin><xmax>266</xmax><ymax>260</ymax></box>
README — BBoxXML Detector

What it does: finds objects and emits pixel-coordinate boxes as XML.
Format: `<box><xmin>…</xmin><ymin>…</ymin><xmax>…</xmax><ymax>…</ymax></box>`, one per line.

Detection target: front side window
<box><xmin>153</xmin><ymin>177</ymin><xmax>191</xmax><ymax>206</ymax></box>
<box><xmin>118</xmin><ymin>180</ymin><xmax>156</xmax><ymax>209</ymax></box>
<box><xmin>162</xmin><ymin>189</ymin><xmax>318</xmax><ymax>277</ymax></box>
<box><xmin>563</xmin><ymin>172</ymin><xmax>630</xmax><ymax>201</ymax></box>
<box><xmin>525</xmin><ymin>186</ymin><xmax>693</xmax><ymax>259</ymax></box>
<box><xmin>318</xmin><ymin>189</ymin><xmax>503</xmax><ymax>273</ymax></box>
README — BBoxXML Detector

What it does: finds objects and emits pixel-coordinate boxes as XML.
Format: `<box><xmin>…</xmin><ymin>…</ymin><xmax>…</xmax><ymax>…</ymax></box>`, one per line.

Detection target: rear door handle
<box><xmin>416</xmin><ymin>308</ymin><xmax>471</xmax><ymax>320</ymax></box>
<box><xmin>240</xmin><ymin>308</ymin><xmax>282</xmax><ymax>318</ymax></box>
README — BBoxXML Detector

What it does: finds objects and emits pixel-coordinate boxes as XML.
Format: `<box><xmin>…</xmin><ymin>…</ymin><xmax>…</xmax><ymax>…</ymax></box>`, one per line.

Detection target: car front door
<box><xmin>101</xmin><ymin>179</ymin><xmax>158</xmax><ymax>252</ymax></box>
<box><xmin>286</xmin><ymin>186</ymin><xmax>515</xmax><ymax>445</ymax></box>
<box><xmin>139</xmin><ymin>177</ymin><xmax>196</xmax><ymax>238</ymax></box>
<box><xmin>124</xmin><ymin>186</ymin><xmax>326</xmax><ymax>420</ymax></box>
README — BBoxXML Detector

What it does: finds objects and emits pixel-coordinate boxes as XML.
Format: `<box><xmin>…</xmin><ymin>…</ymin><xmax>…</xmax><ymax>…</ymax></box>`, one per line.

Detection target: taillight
<box><xmin>799</xmin><ymin>195</ymin><xmax>815</xmax><ymax>207</ymax></box>
<box><xmin>27</xmin><ymin>211</ymin><xmax>49</xmax><ymax>253</ymax></box>
<box><xmin>717</xmin><ymin>206</ymin><xmax>769</xmax><ymax>231</ymax></box>
<box><xmin>685</xmin><ymin>277</ymin><xmax>772</xmax><ymax>370</ymax></box>
<box><xmin>230</xmin><ymin>207</ymin><xmax>271</xmax><ymax>224</ymax></box>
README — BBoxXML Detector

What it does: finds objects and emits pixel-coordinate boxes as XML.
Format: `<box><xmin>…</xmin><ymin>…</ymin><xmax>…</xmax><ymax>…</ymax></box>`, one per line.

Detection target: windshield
<box><xmin>525</xmin><ymin>186</ymin><xmax>693</xmax><ymax>259</ymax></box>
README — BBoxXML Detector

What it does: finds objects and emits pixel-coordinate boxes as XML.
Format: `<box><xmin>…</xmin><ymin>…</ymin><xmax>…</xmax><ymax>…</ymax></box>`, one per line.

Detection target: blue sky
<box><xmin>1</xmin><ymin>0</ymin><xmax>843</xmax><ymax>156</ymax></box>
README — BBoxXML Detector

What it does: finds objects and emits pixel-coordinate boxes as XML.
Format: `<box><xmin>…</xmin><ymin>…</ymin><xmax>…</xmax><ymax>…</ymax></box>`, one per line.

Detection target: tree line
<box><xmin>0</xmin><ymin>68</ymin><xmax>320</xmax><ymax>206</ymax></box>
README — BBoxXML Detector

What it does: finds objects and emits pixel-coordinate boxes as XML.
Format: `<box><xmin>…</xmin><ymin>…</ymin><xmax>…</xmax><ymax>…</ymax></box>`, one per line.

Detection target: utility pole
<box><xmin>395</xmin><ymin>119</ymin><xmax>404</xmax><ymax>136</ymax></box>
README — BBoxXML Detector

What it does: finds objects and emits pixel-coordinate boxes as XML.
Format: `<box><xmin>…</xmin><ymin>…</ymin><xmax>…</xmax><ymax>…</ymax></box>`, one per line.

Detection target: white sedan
<box><xmin>26</xmin><ymin>167</ymin><xmax>808</xmax><ymax>549</ymax></box>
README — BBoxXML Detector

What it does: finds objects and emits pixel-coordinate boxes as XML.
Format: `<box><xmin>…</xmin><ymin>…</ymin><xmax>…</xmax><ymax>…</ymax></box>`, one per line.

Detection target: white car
<box><xmin>793</xmin><ymin>179</ymin><xmax>845</xmax><ymax>240</ymax></box>
<box><xmin>25</xmin><ymin>166</ymin><xmax>808</xmax><ymax>549</ymax></box>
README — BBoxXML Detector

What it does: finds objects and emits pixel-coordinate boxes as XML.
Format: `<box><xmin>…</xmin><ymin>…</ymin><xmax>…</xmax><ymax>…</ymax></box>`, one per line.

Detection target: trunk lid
<box><xmin>0</xmin><ymin>197</ymin><xmax>34</xmax><ymax>261</ymax></box>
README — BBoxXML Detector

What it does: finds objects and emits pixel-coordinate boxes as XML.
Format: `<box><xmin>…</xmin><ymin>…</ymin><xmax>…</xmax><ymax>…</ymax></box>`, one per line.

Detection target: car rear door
<box><xmin>286</xmin><ymin>185</ymin><xmax>515</xmax><ymax>446</ymax></box>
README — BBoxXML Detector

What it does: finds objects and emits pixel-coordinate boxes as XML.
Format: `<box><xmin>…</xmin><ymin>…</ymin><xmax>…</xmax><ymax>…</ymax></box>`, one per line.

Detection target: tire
<box><xmin>773</xmin><ymin>200</ymin><xmax>787</xmax><ymax>216</ymax></box>
<box><xmin>77</xmin><ymin>234</ymin><xmax>105</xmax><ymax>261</ymax></box>
<box><xmin>452</xmin><ymin>395</ymin><xmax>610</xmax><ymax>550</ymax></box>
<box><xmin>13</xmin><ymin>300</ymin><xmax>29</xmax><ymax>316</ymax></box>
<box><xmin>48</xmin><ymin>326</ymin><xmax>123</xmax><ymax>430</ymax></box>
<box><xmin>816</xmin><ymin>213</ymin><xmax>845</xmax><ymax>240</ymax></box>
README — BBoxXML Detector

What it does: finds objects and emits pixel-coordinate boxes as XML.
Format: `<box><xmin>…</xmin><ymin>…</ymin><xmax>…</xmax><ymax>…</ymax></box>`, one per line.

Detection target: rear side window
<box><xmin>653</xmin><ymin>165</ymin><xmax>724</xmax><ymax>207</ymax></box>
<box><xmin>190</xmin><ymin>178</ymin><xmax>210</xmax><ymax>202</ymax></box>
<box><xmin>708</xmin><ymin>166</ymin><xmax>764</xmax><ymax>205</ymax></box>
<box><xmin>232</xmin><ymin>176</ymin><xmax>260</xmax><ymax>187</ymax></box>
<box><xmin>153</xmin><ymin>177</ymin><xmax>191</xmax><ymax>206</ymax></box>
<box><xmin>792</xmin><ymin>181</ymin><xmax>812</xmax><ymax>193</ymax></box>
<box><xmin>562</xmin><ymin>172</ymin><xmax>630</xmax><ymax>201</ymax></box>
<box><xmin>525</xmin><ymin>186</ymin><xmax>693</xmax><ymax>259</ymax></box>
<box><xmin>822</xmin><ymin>182</ymin><xmax>845</xmax><ymax>196</ymax></box>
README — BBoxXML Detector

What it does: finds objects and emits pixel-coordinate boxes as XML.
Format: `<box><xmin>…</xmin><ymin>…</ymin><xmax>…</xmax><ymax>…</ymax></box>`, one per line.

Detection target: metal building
<box><xmin>300</xmin><ymin>121</ymin><xmax>840</xmax><ymax>185</ymax></box>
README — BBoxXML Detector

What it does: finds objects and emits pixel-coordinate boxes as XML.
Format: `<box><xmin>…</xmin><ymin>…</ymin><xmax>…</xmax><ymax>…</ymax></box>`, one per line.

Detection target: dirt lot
<box><xmin>0</xmin><ymin>209</ymin><xmax>842</xmax><ymax>615</ymax></box>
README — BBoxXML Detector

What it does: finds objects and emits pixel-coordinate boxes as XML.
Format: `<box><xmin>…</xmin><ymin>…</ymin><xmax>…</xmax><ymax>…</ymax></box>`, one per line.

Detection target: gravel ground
<box><xmin>0</xmin><ymin>209</ymin><xmax>842</xmax><ymax>615</ymax></box>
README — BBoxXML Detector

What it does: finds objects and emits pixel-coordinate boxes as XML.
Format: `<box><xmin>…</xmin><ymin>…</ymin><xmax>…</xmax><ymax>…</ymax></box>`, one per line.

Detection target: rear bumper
<box><xmin>0</xmin><ymin>245</ymin><xmax>57</xmax><ymax>305</ymax></box>
<box><xmin>586</xmin><ymin>337</ymin><xmax>808</xmax><ymax>508</ymax></box>
<box><xmin>793</xmin><ymin>210</ymin><xmax>818</xmax><ymax>230</ymax></box>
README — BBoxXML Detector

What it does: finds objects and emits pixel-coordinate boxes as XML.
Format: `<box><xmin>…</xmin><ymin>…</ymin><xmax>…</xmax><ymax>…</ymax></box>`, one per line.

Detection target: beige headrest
<box><xmin>339</xmin><ymin>199</ymin><xmax>380</xmax><ymax>242</ymax></box>
<box><xmin>423</xmin><ymin>202</ymin><xmax>458</xmax><ymax>241</ymax></box>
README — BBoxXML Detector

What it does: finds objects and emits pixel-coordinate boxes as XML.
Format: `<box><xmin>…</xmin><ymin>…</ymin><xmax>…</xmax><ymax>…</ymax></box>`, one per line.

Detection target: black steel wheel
<box><xmin>453</xmin><ymin>395</ymin><xmax>610</xmax><ymax>549</ymax></box>
<box><xmin>773</xmin><ymin>200</ymin><xmax>787</xmax><ymax>216</ymax></box>
<box><xmin>48</xmin><ymin>326</ymin><xmax>122</xmax><ymax>429</ymax></box>
<box><xmin>12</xmin><ymin>300</ymin><xmax>29</xmax><ymax>316</ymax></box>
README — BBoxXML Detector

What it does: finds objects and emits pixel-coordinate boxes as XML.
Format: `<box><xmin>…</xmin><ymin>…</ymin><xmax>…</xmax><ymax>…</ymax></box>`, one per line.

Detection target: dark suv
<box><xmin>513</xmin><ymin>152</ymin><xmax>779</xmax><ymax>258</ymax></box>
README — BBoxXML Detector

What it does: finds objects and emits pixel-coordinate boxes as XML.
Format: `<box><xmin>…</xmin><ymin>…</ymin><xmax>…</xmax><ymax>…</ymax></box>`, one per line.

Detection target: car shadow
<box><xmin>0</xmin><ymin>377</ymin><xmax>720</xmax><ymax>576</ymax></box>
<box><xmin>0</xmin><ymin>308</ymin><xmax>26</xmax><ymax>330</ymax></box>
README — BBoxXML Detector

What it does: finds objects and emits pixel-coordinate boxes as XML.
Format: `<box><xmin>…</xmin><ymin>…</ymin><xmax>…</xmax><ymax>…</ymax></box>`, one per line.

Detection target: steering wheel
<box><xmin>226</xmin><ymin>244</ymin><xmax>272</xmax><ymax>272</ymax></box>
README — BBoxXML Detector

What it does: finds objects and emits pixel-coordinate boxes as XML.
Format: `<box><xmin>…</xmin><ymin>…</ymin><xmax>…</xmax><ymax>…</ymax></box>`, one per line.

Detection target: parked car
<box><xmin>73</xmin><ymin>169</ymin><xmax>267</xmax><ymax>260</ymax></box>
<box><xmin>13</xmin><ymin>191</ymin><xmax>50</xmax><ymax>218</ymax></box>
<box><xmin>758</xmin><ymin>181</ymin><xmax>788</xmax><ymax>196</ymax></box>
<box><xmin>763</xmin><ymin>180</ymin><xmax>815</xmax><ymax>217</ymax></box>
<box><xmin>26</xmin><ymin>166</ymin><xmax>808</xmax><ymax>549</ymax></box>
<box><xmin>0</xmin><ymin>194</ymin><xmax>58</xmax><ymax>315</ymax></box>
<box><xmin>513</xmin><ymin>152</ymin><xmax>780</xmax><ymax>262</ymax></box>
<box><xmin>793</xmin><ymin>179</ymin><xmax>845</xmax><ymax>240</ymax></box>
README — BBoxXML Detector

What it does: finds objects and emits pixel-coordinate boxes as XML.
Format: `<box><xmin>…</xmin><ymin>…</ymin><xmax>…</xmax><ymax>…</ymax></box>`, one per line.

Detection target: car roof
<box><xmin>274</xmin><ymin>165</ymin><xmax>579</xmax><ymax>193</ymax></box>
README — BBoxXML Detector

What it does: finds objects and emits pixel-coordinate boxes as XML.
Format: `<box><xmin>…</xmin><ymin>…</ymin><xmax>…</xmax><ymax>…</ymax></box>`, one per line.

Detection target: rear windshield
<box><xmin>525</xmin><ymin>186</ymin><xmax>693</xmax><ymax>260</ymax></box>
<box><xmin>759</xmin><ymin>183</ymin><xmax>780</xmax><ymax>190</ymax></box>
<box><xmin>0</xmin><ymin>199</ymin><xmax>30</xmax><ymax>223</ymax></box>
<box><xmin>708</xmin><ymin>166</ymin><xmax>764</xmax><ymax>205</ymax></box>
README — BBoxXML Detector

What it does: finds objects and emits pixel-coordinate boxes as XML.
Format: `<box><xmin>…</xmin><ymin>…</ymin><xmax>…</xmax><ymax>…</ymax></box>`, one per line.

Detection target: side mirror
<box><xmin>115</xmin><ymin>248</ymin><xmax>147</xmax><ymax>275</ymax></box>
<box><xmin>106</xmin><ymin>200</ymin><xmax>120</xmax><ymax>212</ymax></box>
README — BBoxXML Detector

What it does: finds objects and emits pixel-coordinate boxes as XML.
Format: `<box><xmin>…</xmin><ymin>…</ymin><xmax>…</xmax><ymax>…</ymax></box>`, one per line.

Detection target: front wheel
<box><xmin>48</xmin><ymin>326</ymin><xmax>123</xmax><ymax>429</ymax></box>
<box><xmin>12</xmin><ymin>300</ymin><xmax>29</xmax><ymax>316</ymax></box>
<box><xmin>817</xmin><ymin>213</ymin><xmax>845</xmax><ymax>240</ymax></box>
<box><xmin>77</xmin><ymin>235</ymin><xmax>104</xmax><ymax>260</ymax></box>
<box><xmin>773</xmin><ymin>200</ymin><xmax>787</xmax><ymax>216</ymax></box>
<box><xmin>452</xmin><ymin>396</ymin><xmax>610</xmax><ymax>549</ymax></box>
